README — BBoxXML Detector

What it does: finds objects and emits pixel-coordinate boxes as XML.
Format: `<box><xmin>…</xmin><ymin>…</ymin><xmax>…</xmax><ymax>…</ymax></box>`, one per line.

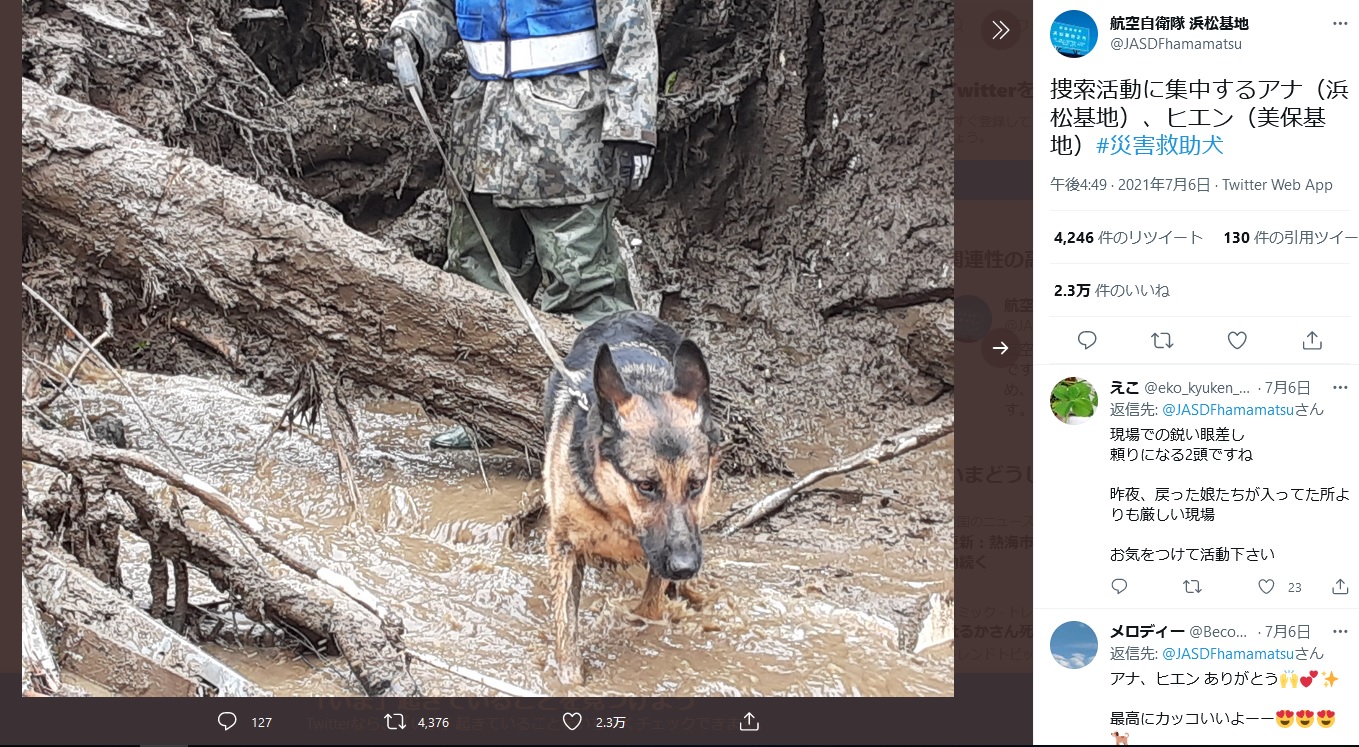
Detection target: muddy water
<box><xmin>44</xmin><ymin>368</ymin><xmax>953</xmax><ymax>697</ymax></box>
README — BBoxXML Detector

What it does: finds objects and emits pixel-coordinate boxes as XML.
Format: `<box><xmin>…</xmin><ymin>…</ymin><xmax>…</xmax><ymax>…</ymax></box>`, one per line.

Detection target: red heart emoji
<box><xmin>1310</xmin><ymin>670</ymin><xmax>1319</xmax><ymax>678</ymax></box>
<box><xmin>1301</xmin><ymin>676</ymin><xmax>1313</xmax><ymax>687</ymax></box>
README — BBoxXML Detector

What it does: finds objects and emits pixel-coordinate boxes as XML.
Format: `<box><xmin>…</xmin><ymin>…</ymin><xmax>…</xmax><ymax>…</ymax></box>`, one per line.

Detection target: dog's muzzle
<box><xmin>660</xmin><ymin>547</ymin><xmax>701</xmax><ymax>580</ymax></box>
<box><xmin>642</xmin><ymin>523</ymin><xmax>703</xmax><ymax>581</ymax></box>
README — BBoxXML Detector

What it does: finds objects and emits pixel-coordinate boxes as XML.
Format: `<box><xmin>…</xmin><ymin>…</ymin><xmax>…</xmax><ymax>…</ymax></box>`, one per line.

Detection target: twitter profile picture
<box><xmin>1051</xmin><ymin>10</ymin><xmax>1098</xmax><ymax>58</ymax></box>
<box><xmin>1050</xmin><ymin>621</ymin><xmax>1098</xmax><ymax>670</ymax></box>
<box><xmin>1050</xmin><ymin>376</ymin><xmax>1098</xmax><ymax>425</ymax></box>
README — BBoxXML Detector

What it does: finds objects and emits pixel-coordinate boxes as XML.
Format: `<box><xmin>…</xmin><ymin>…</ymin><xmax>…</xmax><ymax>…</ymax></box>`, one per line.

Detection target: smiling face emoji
<box><xmin>1318</xmin><ymin>710</ymin><xmax>1335</xmax><ymax>728</ymax></box>
<box><xmin>1297</xmin><ymin>710</ymin><xmax>1315</xmax><ymax>728</ymax></box>
<box><xmin>1276</xmin><ymin>710</ymin><xmax>1294</xmax><ymax>727</ymax></box>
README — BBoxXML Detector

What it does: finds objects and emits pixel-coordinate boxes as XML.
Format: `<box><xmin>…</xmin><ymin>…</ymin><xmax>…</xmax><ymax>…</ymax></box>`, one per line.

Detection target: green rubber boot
<box><xmin>429</xmin><ymin>425</ymin><xmax>494</xmax><ymax>450</ymax></box>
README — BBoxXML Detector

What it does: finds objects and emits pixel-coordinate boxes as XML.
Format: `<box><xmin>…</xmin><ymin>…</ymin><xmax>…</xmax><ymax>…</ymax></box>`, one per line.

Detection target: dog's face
<box><xmin>589</xmin><ymin>340</ymin><xmax>721</xmax><ymax>581</ymax></box>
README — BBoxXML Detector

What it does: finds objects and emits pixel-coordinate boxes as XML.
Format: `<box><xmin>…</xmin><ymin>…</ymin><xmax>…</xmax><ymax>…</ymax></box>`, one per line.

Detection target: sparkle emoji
<box><xmin>1297</xmin><ymin>709</ymin><xmax>1315</xmax><ymax>728</ymax></box>
<box><xmin>1276</xmin><ymin>710</ymin><xmax>1294</xmax><ymax>728</ymax></box>
<box><xmin>1317</xmin><ymin>710</ymin><xmax>1335</xmax><ymax>728</ymax></box>
<box><xmin>1324</xmin><ymin>671</ymin><xmax>1338</xmax><ymax>687</ymax></box>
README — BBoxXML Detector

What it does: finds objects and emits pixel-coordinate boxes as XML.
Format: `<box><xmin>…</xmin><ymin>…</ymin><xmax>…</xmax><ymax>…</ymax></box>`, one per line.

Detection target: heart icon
<box><xmin>1227</xmin><ymin>331</ymin><xmax>1247</xmax><ymax>349</ymax></box>
<box><xmin>562</xmin><ymin>712</ymin><xmax>582</xmax><ymax>731</ymax></box>
<box><xmin>1301</xmin><ymin>675</ymin><xmax>1313</xmax><ymax>687</ymax></box>
<box><xmin>1310</xmin><ymin>670</ymin><xmax>1319</xmax><ymax>678</ymax></box>
<box><xmin>1259</xmin><ymin>579</ymin><xmax>1274</xmax><ymax>594</ymax></box>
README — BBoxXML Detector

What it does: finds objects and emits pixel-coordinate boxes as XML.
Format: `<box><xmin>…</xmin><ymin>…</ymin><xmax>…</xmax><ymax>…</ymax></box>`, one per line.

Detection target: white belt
<box><xmin>462</xmin><ymin>30</ymin><xmax>601</xmax><ymax>78</ymax></box>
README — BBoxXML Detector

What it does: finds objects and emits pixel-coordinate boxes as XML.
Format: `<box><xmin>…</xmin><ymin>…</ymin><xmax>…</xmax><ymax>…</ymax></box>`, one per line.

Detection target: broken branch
<box><xmin>25</xmin><ymin>536</ymin><xmax>267</xmax><ymax>697</ymax></box>
<box><xmin>21</xmin><ymin>422</ymin><xmax>419</xmax><ymax>696</ymax></box>
<box><xmin>22</xmin><ymin>281</ymin><xmax>189</xmax><ymax>473</ymax></box>
<box><xmin>21</xmin><ymin>420</ymin><xmax>391</xmax><ymax>626</ymax></box>
<box><xmin>34</xmin><ymin>291</ymin><xmax>114</xmax><ymax>409</ymax></box>
<box><xmin>408</xmin><ymin>650</ymin><xmax>545</xmax><ymax>698</ymax></box>
<box><xmin>721</xmin><ymin>414</ymin><xmax>954</xmax><ymax>534</ymax></box>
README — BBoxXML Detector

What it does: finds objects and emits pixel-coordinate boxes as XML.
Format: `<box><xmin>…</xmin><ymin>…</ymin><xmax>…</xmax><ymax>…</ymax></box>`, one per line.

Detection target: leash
<box><xmin>393</xmin><ymin>40</ymin><xmax>588</xmax><ymax>411</ymax></box>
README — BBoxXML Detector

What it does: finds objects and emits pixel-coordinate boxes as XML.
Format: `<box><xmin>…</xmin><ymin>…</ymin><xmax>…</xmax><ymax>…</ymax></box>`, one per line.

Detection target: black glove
<box><xmin>610</xmin><ymin>142</ymin><xmax>653</xmax><ymax>191</ymax></box>
<box><xmin>379</xmin><ymin>27</ymin><xmax>423</xmax><ymax>78</ymax></box>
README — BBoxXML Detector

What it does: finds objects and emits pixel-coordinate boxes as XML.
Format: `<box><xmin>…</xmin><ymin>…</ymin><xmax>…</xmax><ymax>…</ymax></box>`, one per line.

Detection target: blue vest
<box><xmin>455</xmin><ymin>0</ymin><xmax>605</xmax><ymax>80</ymax></box>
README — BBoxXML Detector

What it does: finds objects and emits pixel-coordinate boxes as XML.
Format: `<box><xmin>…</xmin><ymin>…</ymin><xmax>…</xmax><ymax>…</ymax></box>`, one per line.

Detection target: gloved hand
<box><xmin>379</xmin><ymin>27</ymin><xmax>423</xmax><ymax>80</ymax></box>
<box><xmin>610</xmin><ymin>142</ymin><xmax>653</xmax><ymax>191</ymax></box>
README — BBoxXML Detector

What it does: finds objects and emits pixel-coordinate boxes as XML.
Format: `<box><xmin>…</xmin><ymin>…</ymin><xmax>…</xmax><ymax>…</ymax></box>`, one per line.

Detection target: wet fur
<box><xmin>542</xmin><ymin>311</ymin><xmax>721</xmax><ymax>685</ymax></box>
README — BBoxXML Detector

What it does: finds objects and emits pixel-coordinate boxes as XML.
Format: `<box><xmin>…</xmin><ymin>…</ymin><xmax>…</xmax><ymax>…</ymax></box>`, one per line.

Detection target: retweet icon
<box><xmin>1275</xmin><ymin>710</ymin><xmax>1293</xmax><ymax>727</ymax></box>
<box><xmin>1296</xmin><ymin>709</ymin><xmax>1314</xmax><ymax>728</ymax></box>
<box><xmin>1317</xmin><ymin>710</ymin><xmax>1335</xmax><ymax>728</ymax></box>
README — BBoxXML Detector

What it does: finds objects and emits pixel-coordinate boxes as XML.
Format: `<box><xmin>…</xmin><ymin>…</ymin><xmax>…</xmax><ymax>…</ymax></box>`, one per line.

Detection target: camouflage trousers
<box><xmin>444</xmin><ymin>193</ymin><xmax>637</xmax><ymax>326</ymax></box>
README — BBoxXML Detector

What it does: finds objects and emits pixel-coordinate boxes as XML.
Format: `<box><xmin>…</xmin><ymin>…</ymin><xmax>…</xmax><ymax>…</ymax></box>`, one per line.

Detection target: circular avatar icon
<box><xmin>1050</xmin><ymin>620</ymin><xmax>1099</xmax><ymax>669</ymax></box>
<box><xmin>1051</xmin><ymin>10</ymin><xmax>1099</xmax><ymax>58</ymax></box>
<box><xmin>1050</xmin><ymin>376</ymin><xmax>1098</xmax><ymax>424</ymax></box>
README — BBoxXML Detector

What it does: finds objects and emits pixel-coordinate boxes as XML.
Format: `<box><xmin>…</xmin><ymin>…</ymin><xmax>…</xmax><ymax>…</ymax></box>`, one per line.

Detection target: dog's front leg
<box><xmin>673</xmin><ymin>581</ymin><xmax>708</xmax><ymax>610</ymax></box>
<box><xmin>549</xmin><ymin>540</ymin><xmax>585</xmax><ymax>685</ymax></box>
<box><xmin>633</xmin><ymin>572</ymin><xmax>668</xmax><ymax>620</ymax></box>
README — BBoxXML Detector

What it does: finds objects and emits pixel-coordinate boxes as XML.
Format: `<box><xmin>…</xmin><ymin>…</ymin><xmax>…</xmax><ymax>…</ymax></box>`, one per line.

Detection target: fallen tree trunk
<box><xmin>23</xmin><ymin>414</ymin><xmax>391</xmax><ymax>623</ymax></box>
<box><xmin>20</xmin><ymin>78</ymin><xmax>783</xmax><ymax>476</ymax></box>
<box><xmin>22</xmin><ymin>420</ymin><xmax>419</xmax><ymax>697</ymax></box>
<box><xmin>25</xmin><ymin>541</ymin><xmax>268</xmax><ymax>697</ymax></box>
<box><xmin>21</xmin><ymin>572</ymin><xmax>62</xmax><ymax>695</ymax></box>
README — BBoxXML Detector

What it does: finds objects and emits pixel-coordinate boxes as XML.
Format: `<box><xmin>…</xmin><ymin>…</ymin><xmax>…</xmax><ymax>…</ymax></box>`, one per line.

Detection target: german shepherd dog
<box><xmin>541</xmin><ymin>310</ymin><xmax>721</xmax><ymax>685</ymax></box>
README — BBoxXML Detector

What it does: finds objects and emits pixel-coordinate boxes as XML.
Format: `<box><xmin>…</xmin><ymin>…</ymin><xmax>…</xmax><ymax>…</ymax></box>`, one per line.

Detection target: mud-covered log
<box><xmin>20</xmin><ymin>79</ymin><xmax>783</xmax><ymax>474</ymax></box>
<box><xmin>24</xmin><ymin>542</ymin><xmax>268</xmax><ymax>697</ymax></box>
<box><xmin>21</xmin><ymin>572</ymin><xmax>62</xmax><ymax>695</ymax></box>
<box><xmin>21</xmin><ymin>420</ymin><xmax>420</xmax><ymax>697</ymax></box>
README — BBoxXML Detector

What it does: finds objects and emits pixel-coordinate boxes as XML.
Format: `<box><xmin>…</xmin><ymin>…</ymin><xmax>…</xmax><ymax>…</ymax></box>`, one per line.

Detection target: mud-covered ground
<box><xmin>33</xmin><ymin>368</ymin><xmax>953</xmax><ymax>696</ymax></box>
<box><xmin>21</xmin><ymin>0</ymin><xmax>955</xmax><ymax>696</ymax></box>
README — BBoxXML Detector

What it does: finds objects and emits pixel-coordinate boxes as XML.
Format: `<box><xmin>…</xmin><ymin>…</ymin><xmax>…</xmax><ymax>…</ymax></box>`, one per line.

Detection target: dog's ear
<box><xmin>671</xmin><ymin>339</ymin><xmax>711</xmax><ymax>405</ymax></box>
<box><xmin>593</xmin><ymin>344</ymin><xmax>632</xmax><ymax>422</ymax></box>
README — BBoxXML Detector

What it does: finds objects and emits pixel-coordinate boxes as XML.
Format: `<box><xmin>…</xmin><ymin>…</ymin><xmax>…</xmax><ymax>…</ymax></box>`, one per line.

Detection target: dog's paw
<box><xmin>675</xmin><ymin>582</ymin><xmax>709</xmax><ymax>610</ymax></box>
<box><xmin>630</xmin><ymin>598</ymin><xmax>665</xmax><ymax>621</ymax></box>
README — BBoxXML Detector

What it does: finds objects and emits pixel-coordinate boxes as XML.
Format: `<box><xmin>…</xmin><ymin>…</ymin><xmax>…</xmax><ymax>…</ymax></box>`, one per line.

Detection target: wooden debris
<box><xmin>721</xmin><ymin>414</ymin><xmax>954</xmax><ymax>533</ymax></box>
<box><xmin>21</xmin><ymin>421</ymin><xmax>420</xmax><ymax>697</ymax></box>
<box><xmin>19</xmin><ymin>78</ymin><xmax>783</xmax><ymax>477</ymax></box>
<box><xmin>25</xmin><ymin>544</ymin><xmax>267</xmax><ymax>697</ymax></box>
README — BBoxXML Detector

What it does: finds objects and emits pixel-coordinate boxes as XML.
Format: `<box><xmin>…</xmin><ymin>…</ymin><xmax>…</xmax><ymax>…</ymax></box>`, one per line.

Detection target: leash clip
<box><xmin>565</xmin><ymin>372</ymin><xmax>590</xmax><ymax>412</ymax></box>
